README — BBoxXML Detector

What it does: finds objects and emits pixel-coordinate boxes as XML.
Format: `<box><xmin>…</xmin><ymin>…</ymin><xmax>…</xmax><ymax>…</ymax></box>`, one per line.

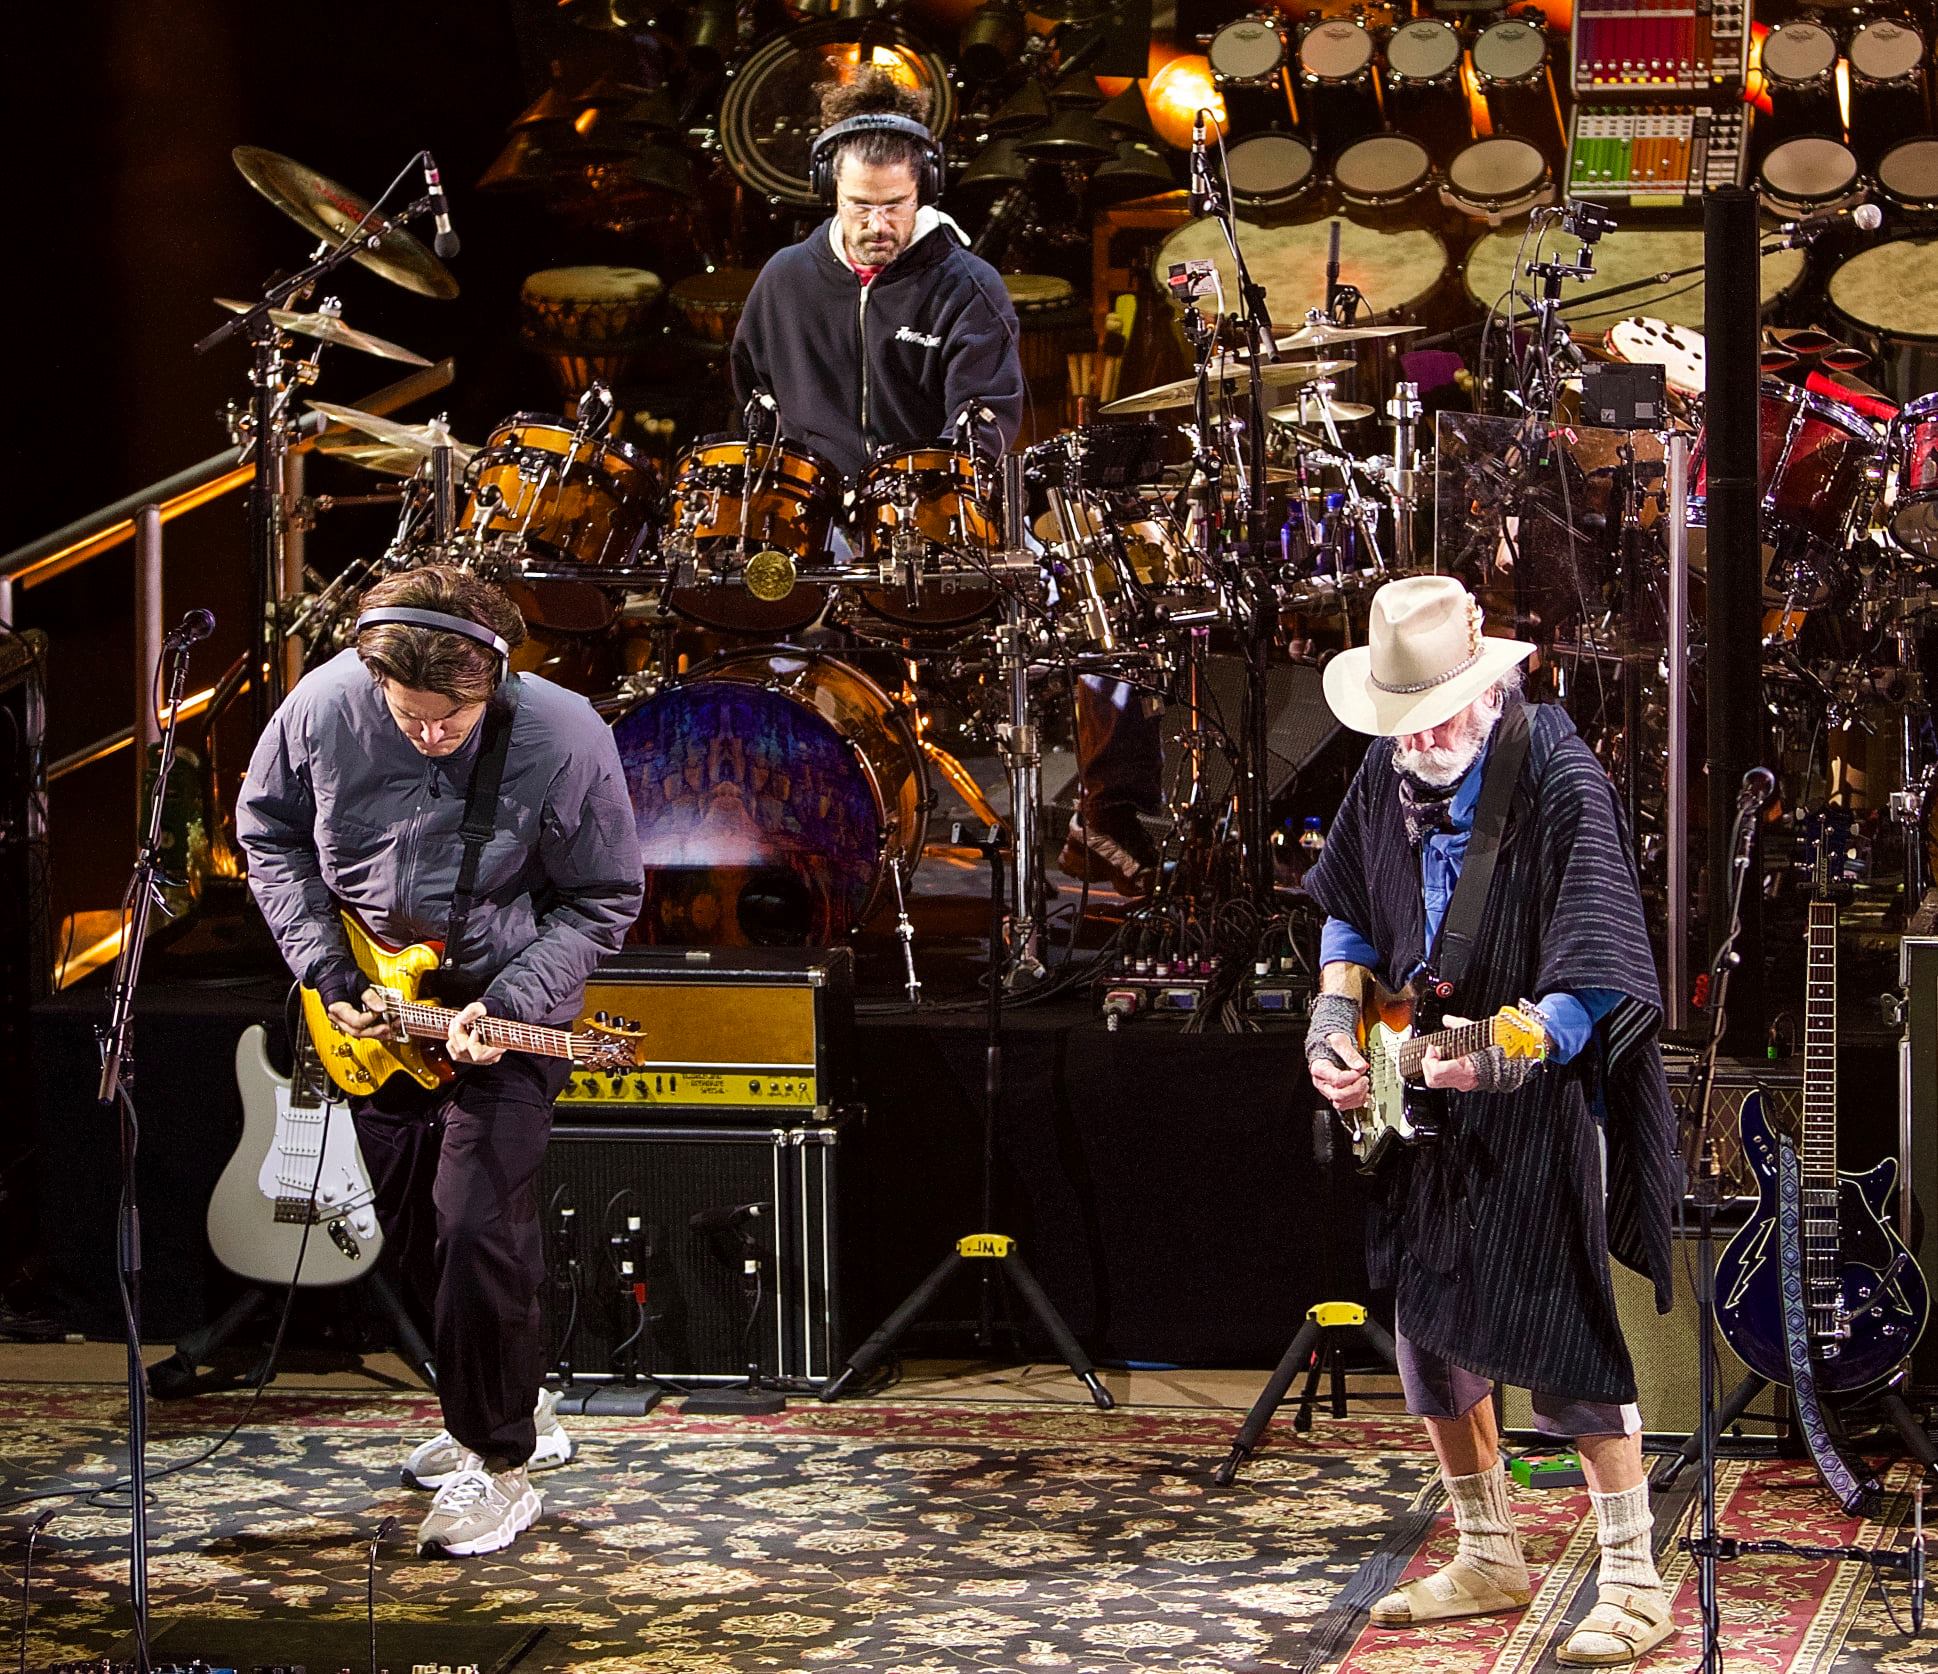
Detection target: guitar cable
<box><xmin>1</xmin><ymin>989</ymin><xmax>330</xmax><ymax>1517</ymax></box>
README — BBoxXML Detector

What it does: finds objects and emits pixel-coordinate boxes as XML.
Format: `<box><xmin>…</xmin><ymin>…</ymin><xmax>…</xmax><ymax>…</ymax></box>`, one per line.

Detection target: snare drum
<box><xmin>1383</xmin><ymin>18</ymin><xmax>1470</xmax><ymax>155</ymax></box>
<box><xmin>1442</xmin><ymin>136</ymin><xmax>1554</xmax><ymax>224</ymax></box>
<box><xmin>1879</xmin><ymin>137</ymin><xmax>1938</xmax><ymax>224</ymax></box>
<box><xmin>1692</xmin><ymin>380</ymin><xmax>1883</xmax><ymax>553</ymax></box>
<box><xmin>1298</xmin><ymin>19</ymin><xmax>1382</xmax><ymax>156</ymax></box>
<box><xmin>1849</xmin><ymin>20</ymin><xmax>1931</xmax><ymax>175</ymax></box>
<box><xmin>1225</xmin><ymin>132</ymin><xmax>1322</xmax><ymax>215</ymax></box>
<box><xmin>1755</xmin><ymin>22</ymin><xmax>1840</xmax><ymax>161</ymax></box>
<box><xmin>1829</xmin><ymin>237</ymin><xmax>1938</xmax><ymax>402</ymax></box>
<box><xmin>518</xmin><ymin>266</ymin><xmax>663</xmax><ymax>404</ymax></box>
<box><xmin>662</xmin><ymin>437</ymin><xmax>841</xmax><ymax>633</ymax></box>
<box><xmin>1465</xmin><ymin>229</ymin><xmax>1807</xmax><ymax>332</ymax></box>
<box><xmin>614</xmin><ymin>648</ymin><xmax>927</xmax><ymax>946</ymax></box>
<box><xmin>852</xmin><ymin>448</ymin><xmax>1004</xmax><ymax>636</ymax></box>
<box><xmin>1334</xmin><ymin>133</ymin><xmax>1437</xmax><ymax>221</ymax></box>
<box><xmin>1887</xmin><ymin>390</ymin><xmax>1938</xmax><ymax>557</ymax></box>
<box><xmin>1209</xmin><ymin>14</ymin><xmax>1295</xmax><ymax>136</ymax></box>
<box><xmin>1757</xmin><ymin>136</ymin><xmax>1865</xmax><ymax>223</ymax></box>
<box><xmin>1472</xmin><ymin>20</ymin><xmax>1565</xmax><ymax>166</ymax></box>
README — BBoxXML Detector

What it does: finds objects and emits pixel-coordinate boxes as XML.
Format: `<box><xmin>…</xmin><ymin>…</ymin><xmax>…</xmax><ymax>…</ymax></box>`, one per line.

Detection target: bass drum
<box><xmin>613</xmin><ymin>650</ymin><xmax>928</xmax><ymax>947</ymax></box>
<box><xmin>1464</xmin><ymin>228</ymin><xmax>1806</xmax><ymax>333</ymax></box>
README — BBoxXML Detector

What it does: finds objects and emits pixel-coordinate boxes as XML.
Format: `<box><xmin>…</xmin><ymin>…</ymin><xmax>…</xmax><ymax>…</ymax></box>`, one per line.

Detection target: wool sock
<box><xmin>1589</xmin><ymin>1481</ymin><xmax>1662</xmax><ymax>1592</ymax></box>
<box><xmin>1445</xmin><ymin>1458</ymin><xmax>1529</xmax><ymax>1592</ymax></box>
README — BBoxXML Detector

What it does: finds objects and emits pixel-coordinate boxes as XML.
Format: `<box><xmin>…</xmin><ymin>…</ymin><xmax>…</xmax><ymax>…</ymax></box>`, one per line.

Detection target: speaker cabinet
<box><xmin>1900</xmin><ymin>937</ymin><xmax>1938</xmax><ymax>1390</ymax></box>
<box><xmin>1502</xmin><ymin>1230</ymin><xmax>1752</xmax><ymax>1440</ymax></box>
<box><xmin>1662</xmin><ymin>1052</ymin><xmax>1804</xmax><ymax>1200</ymax></box>
<box><xmin>539</xmin><ymin>1123</ymin><xmax>842</xmax><ymax>1386</ymax></box>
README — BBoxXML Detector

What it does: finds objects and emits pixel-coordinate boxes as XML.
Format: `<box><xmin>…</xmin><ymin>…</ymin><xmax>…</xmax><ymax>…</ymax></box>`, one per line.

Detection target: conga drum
<box><xmin>1005</xmin><ymin>274</ymin><xmax>1088</xmax><ymax>439</ymax></box>
<box><xmin>669</xmin><ymin>268</ymin><xmax>760</xmax><ymax>347</ymax></box>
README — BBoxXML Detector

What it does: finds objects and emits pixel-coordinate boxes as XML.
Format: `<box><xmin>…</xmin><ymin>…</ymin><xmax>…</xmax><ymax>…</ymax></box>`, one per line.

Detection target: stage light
<box><xmin>1146</xmin><ymin>56</ymin><xmax>1223</xmax><ymax>151</ymax></box>
<box><xmin>960</xmin><ymin>0</ymin><xmax>1026</xmax><ymax>84</ymax></box>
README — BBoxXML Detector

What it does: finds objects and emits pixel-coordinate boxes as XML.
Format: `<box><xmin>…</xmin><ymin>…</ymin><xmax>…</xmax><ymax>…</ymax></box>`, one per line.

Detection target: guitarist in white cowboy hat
<box><xmin>1302</xmin><ymin>574</ymin><xmax>1680</xmax><ymax>1668</ymax></box>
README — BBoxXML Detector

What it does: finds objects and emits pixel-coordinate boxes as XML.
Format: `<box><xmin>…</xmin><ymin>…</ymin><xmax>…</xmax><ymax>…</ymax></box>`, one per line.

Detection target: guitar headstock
<box><xmin>1493</xmin><ymin>1005</ymin><xmax>1551</xmax><ymax>1063</ymax></box>
<box><xmin>573</xmin><ymin>1013</ymin><xmax>644</xmax><ymax>1072</ymax></box>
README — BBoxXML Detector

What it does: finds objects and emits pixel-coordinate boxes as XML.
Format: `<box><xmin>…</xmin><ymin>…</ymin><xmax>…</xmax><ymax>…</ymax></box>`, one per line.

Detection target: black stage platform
<box><xmin>30</xmin><ymin>967</ymin><xmax>1369</xmax><ymax>1372</ymax></box>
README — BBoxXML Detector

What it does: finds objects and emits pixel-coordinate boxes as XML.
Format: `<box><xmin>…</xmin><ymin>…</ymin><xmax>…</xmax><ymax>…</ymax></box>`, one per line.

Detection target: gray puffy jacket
<box><xmin>237</xmin><ymin>650</ymin><xmax>644</xmax><ymax>1025</ymax></box>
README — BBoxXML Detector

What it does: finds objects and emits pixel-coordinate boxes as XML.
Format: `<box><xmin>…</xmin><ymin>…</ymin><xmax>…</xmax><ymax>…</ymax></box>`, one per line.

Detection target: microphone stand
<box><xmin>1199</xmin><ymin>119</ymin><xmax>1280</xmax><ymax>908</ymax></box>
<box><xmin>94</xmin><ymin>624</ymin><xmax>204</xmax><ymax>1673</ymax></box>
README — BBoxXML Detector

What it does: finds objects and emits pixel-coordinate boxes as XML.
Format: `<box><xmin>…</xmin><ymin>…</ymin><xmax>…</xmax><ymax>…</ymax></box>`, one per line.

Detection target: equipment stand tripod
<box><xmin>1214</xmin><ymin>1302</ymin><xmax>1399</xmax><ymax>1485</ymax></box>
<box><xmin>820</xmin><ymin>826</ymin><xmax>1111</xmax><ymax>1408</ymax></box>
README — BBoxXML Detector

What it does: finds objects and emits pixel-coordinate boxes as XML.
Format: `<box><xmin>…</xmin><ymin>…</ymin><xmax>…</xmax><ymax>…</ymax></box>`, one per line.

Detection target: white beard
<box><xmin>1392</xmin><ymin>701</ymin><xmax>1498</xmax><ymax>788</ymax></box>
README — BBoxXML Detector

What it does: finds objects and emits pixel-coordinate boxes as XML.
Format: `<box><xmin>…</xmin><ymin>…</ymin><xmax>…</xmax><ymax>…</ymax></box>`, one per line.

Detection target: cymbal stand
<box><xmin>1387</xmin><ymin>382</ymin><xmax>1422</xmax><ymax>570</ymax></box>
<box><xmin>1303</xmin><ymin>381</ymin><xmax>1386</xmax><ymax>575</ymax></box>
<box><xmin>195</xmin><ymin>166</ymin><xmax>446</xmax><ymax>733</ymax></box>
<box><xmin>1892</xmin><ymin>616</ymin><xmax>1934</xmax><ymax>912</ymax></box>
<box><xmin>996</xmin><ymin>593</ymin><xmax>1046</xmax><ymax>985</ymax></box>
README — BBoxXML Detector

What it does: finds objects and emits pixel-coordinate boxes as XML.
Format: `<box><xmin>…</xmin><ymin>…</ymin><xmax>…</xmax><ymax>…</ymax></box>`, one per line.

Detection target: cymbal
<box><xmin>233</xmin><ymin>147</ymin><xmax>459</xmax><ymax>301</ymax></box>
<box><xmin>1101</xmin><ymin>358</ymin><xmax>1354</xmax><ymax>415</ymax></box>
<box><xmin>314</xmin><ymin>436</ymin><xmax>429</xmax><ymax>476</ymax></box>
<box><xmin>308</xmin><ymin>400</ymin><xmax>479</xmax><ymax>466</ymax></box>
<box><xmin>216</xmin><ymin>299</ymin><xmax>431</xmax><ymax>365</ymax></box>
<box><xmin>1267</xmin><ymin>396</ymin><xmax>1375</xmax><ymax>426</ymax></box>
<box><xmin>1274</xmin><ymin>320</ymin><xmax>1423</xmax><ymax>351</ymax></box>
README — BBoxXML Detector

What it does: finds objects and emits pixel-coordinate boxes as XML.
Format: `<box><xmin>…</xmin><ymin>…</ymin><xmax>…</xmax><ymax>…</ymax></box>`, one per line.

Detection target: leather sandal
<box><xmin>1369</xmin><ymin>1556</ymin><xmax>1532</xmax><ymax>1627</ymax></box>
<box><xmin>1556</xmin><ymin>1584</ymin><xmax>1676</xmax><ymax>1666</ymax></box>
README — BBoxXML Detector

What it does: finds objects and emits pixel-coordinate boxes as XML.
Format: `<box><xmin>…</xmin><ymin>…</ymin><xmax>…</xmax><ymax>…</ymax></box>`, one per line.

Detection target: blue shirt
<box><xmin>1317</xmin><ymin>741</ymin><xmax>1618</xmax><ymax>1063</ymax></box>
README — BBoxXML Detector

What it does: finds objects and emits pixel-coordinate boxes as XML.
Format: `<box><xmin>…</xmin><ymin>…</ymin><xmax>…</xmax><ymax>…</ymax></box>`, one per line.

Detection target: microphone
<box><xmin>1737</xmin><ymin>765</ymin><xmax>1777</xmax><ymax>812</ymax></box>
<box><xmin>164</xmin><ymin>608</ymin><xmax>216</xmax><ymax>647</ymax></box>
<box><xmin>1913</xmin><ymin>1485</ymin><xmax>1926</xmax><ymax>1634</ymax></box>
<box><xmin>690</xmin><ymin>1202</ymin><xmax>766</xmax><ymax>1232</ymax></box>
<box><xmin>1325</xmin><ymin>219</ymin><xmax>1341</xmax><ymax>317</ymax></box>
<box><xmin>1189</xmin><ymin>109</ymin><xmax>1211</xmax><ymax>215</ymax></box>
<box><xmin>1774</xmin><ymin>201</ymin><xmax>1882</xmax><ymax>247</ymax></box>
<box><xmin>421</xmin><ymin>153</ymin><xmax>460</xmax><ymax>259</ymax></box>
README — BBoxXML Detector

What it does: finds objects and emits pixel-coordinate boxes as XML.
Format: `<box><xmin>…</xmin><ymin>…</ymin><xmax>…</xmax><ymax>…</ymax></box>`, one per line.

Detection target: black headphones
<box><xmin>808</xmin><ymin>112</ymin><xmax>943</xmax><ymax>207</ymax></box>
<box><xmin>355</xmin><ymin>607</ymin><xmax>511</xmax><ymax>682</ymax></box>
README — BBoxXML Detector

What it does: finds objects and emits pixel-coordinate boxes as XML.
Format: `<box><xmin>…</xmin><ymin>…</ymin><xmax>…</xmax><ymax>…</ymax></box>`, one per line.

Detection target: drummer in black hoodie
<box><xmin>731</xmin><ymin>68</ymin><xmax>1023</xmax><ymax>477</ymax></box>
<box><xmin>731</xmin><ymin>68</ymin><xmax>1164</xmax><ymax>897</ymax></box>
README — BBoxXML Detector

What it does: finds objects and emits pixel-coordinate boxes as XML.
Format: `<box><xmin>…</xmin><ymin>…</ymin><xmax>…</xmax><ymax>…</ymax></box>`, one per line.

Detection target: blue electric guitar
<box><xmin>1714</xmin><ymin>835</ymin><xmax>1928</xmax><ymax>1392</ymax></box>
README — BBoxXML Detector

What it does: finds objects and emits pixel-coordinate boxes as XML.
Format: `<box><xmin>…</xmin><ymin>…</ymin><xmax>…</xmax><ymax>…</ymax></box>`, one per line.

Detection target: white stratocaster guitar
<box><xmin>1343</xmin><ymin>984</ymin><xmax>1552</xmax><ymax>1172</ymax></box>
<box><xmin>206</xmin><ymin>1022</ymin><xmax>383</xmax><ymax>1287</ymax></box>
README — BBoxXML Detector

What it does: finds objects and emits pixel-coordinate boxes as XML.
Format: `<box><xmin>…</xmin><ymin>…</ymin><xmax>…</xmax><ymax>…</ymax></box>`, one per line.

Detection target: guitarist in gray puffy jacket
<box><xmin>237</xmin><ymin>564</ymin><xmax>643</xmax><ymax>1559</ymax></box>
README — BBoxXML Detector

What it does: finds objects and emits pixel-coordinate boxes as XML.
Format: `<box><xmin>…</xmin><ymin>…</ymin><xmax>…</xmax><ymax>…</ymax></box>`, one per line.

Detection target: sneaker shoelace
<box><xmin>434</xmin><ymin>1469</ymin><xmax>500</xmax><ymax>1512</ymax></box>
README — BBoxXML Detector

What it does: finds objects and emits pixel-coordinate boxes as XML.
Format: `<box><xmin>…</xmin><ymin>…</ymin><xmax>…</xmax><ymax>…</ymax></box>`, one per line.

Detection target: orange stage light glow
<box><xmin>831</xmin><ymin>42</ymin><xmax>924</xmax><ymax>87</ymax></box>
<box><xmin>1147</xmin><ymin>55</ymin><xmax>1224</xmax><ymax>151</ymax></box>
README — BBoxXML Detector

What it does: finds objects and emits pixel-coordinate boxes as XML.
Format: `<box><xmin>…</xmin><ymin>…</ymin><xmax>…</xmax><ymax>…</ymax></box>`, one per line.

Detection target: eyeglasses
<box><xmin>838</xmin><ymin>194</ymin><xmax>918</xmax><ymax>225</ymax></box>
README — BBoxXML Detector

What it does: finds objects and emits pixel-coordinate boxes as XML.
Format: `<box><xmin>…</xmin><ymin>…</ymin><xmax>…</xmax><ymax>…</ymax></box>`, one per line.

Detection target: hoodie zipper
<box><xmin>856</xmin><ymin>279</ymin><xmax>872</xmax><ymax>439</ymax></box>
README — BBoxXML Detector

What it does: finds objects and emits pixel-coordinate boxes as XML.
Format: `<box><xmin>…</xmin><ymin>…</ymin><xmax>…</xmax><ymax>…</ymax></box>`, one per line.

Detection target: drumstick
<box><xmin>1100</xmin><ymin>318</ymin><xmax>1126</xmax><ymax>407</ymax></box>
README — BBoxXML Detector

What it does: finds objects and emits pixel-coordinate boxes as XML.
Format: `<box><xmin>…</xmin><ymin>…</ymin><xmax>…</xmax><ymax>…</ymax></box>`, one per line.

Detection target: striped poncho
<box><xmin>1305</xmin><ymin>702</ymin><xmax>1679</xmax><ymax>1404</ymax></box>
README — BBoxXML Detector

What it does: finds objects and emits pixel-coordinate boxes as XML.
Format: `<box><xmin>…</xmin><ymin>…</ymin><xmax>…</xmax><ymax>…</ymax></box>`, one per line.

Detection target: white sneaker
<box><xmin>416</xmin><ymin>1454</ymin><xmax>542</xmax><ymax>1558</ymax></box>
<box><xmin>401</xmin><ymin>1388</ymin><xmax>574</xmax><ymax>1490</ymax></box>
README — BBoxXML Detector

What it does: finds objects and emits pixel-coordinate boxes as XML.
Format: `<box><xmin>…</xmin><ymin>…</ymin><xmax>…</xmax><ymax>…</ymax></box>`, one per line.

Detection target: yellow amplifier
<box><xmin>562</xmin><ymin>947</ymin><xmax>854</xmax><ymax>1121</ymax></box>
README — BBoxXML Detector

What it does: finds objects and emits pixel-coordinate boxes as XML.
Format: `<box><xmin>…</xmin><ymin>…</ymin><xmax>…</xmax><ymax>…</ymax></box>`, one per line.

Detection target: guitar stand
<box><xmin>146</xmin><ymin>1269</ymin><xmax>436</xmax><ymax>1400</ymax></box>
<box><xmin>1651</xmin><ymin>1371</ymin><xmax>1771</xmax><ymax>1490</ymax></box>
<box><xmin>1214</xmin><ymin>1302</ymin><xmax>1401</xmax><ymax>1486</ymax></box>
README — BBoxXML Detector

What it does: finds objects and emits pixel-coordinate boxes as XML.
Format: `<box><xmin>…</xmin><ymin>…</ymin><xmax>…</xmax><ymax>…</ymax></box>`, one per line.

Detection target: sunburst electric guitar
<box><xmin>302</xmin><ymin>910</ymin><xmax>642</xmax><ymax>1097</ymax></box>
<box><xmin>1341</xmin><ymin>984</ymin><xmax>1552</xmax><ymax>1172</ymax></box>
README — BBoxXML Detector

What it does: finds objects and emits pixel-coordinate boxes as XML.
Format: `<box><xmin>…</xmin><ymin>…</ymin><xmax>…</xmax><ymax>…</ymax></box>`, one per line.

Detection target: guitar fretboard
<box><xmin>1397</xmin><ymin>1017</ymin><xmax>1506</xmax><ymax>1078</ymax></box>
<box><xmin>1804</xmin><ymin>899</ymin><xmax>1839</xmax><ymax>1329</ymax></box>
<box><xmin>391</xmin><ymin>1002</ymin><xmax>582</xmax><ymax>1062</ymax></box>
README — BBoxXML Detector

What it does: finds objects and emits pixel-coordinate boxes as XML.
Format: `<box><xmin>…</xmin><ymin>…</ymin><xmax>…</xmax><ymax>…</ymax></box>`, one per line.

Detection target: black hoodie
<box><xmin>730</xmin><ymin>213</ymin><xmax>1025</xmax><ymax>479</ymax></box>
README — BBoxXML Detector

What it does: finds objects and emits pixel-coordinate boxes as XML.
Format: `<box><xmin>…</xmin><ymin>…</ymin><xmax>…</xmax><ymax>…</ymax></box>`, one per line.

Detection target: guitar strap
<box><xmin>1424</xmin><ymin>700</ymin><xmax>1531</xmax><ymax>1000</ymax></box>
<box><xmin>1776</xmin><ymin>1129</ymin><xmax>1881</xmax><ymax>1516</ymax></box>
<box><xmin>440</xmin><ymin>675</ymin><xmax>522</xmax><ymax>977</ymax></box>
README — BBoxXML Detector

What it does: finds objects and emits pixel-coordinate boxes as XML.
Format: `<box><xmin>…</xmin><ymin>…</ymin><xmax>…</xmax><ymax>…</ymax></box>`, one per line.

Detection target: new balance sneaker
<box><xmin>1058</xmin><ymin>815</ymin><xmax>1158</xmax><ymax>898</ymax></box>
<box><xmin>401</xmin><ymin>1388</ymin><xmax>574</xmax><ymax>1491</ymax></box>
<box><xmin>416</xmin><ymin>1455</ymin><xmax>542</xmax><ymax>1558</ymax></box>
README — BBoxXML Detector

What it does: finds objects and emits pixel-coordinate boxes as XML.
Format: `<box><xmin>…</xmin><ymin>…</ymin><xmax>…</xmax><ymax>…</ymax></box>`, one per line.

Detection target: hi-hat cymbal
<box><xmin>1267</xmin><ymin>395</ymin><xmax>1375</xmax><ymax>426</ymax></box>
<box><xmin>215</xmin><ymin>299</ymin><xmax>431</xmax><ymax>365</ymax></box>
<box><xmin>233</xmin><ymin>147</ymin><xmax>459</xmax><ymax>301</ymax></box>
<box><xmin>1273</xmin><ymin>319</ymin><xmax>1423</xmax><ymax>351</ymax></box>
<box><xmin>307</xmin><ymin>401</ymin><xmax>479</xmax><ymax>465</ymax></box>
<box><xmin>1101</xmin><ymin>358</ymin><xmax>1353</xmax><ymax>415</ymax></box>
<box><xmin>314</xmin><ymin>436</ymin><xmax>431</xmax><ymax>476</ymax></box>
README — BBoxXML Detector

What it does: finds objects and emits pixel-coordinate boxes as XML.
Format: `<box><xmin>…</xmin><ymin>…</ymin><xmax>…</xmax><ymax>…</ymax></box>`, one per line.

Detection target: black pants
<box><xmin>353</xmin><ymin>1055</ymin><xmax>569</xmax><ymax>1471</ymax></box>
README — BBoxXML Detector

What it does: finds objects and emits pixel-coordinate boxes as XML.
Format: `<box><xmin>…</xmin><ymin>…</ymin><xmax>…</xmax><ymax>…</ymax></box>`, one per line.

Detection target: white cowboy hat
<box><xmin>1321</xmin><ymin>574</ymin><xmax>1535</xmax><ymax>737</ymax></box>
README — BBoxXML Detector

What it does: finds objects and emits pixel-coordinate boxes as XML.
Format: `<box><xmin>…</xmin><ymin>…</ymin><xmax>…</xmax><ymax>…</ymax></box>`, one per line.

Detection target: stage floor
<box><xmin>2</xmin><ymin>1346</ymin><xmax>1923</xmax><ymax>1674</ymax></box>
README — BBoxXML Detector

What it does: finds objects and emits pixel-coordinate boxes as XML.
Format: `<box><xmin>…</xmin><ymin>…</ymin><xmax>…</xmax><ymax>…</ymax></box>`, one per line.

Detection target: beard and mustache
<box><xmin>1391</xmin><ymin>695</ymin><xmax>1502</xmax><ymax>788</ymax></box>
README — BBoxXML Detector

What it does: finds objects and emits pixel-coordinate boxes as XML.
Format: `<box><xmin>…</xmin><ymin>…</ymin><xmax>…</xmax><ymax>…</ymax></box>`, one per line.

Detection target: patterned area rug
<box><xmin>4</xmin><ymin>1388</ymin><xmax>1924</xmax><ymax>1672</ymax></box>
<box><xmin>8</xmin><ymin>1389</ymin><xmax>1434</xmax><ymax>1672</ymax></box>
